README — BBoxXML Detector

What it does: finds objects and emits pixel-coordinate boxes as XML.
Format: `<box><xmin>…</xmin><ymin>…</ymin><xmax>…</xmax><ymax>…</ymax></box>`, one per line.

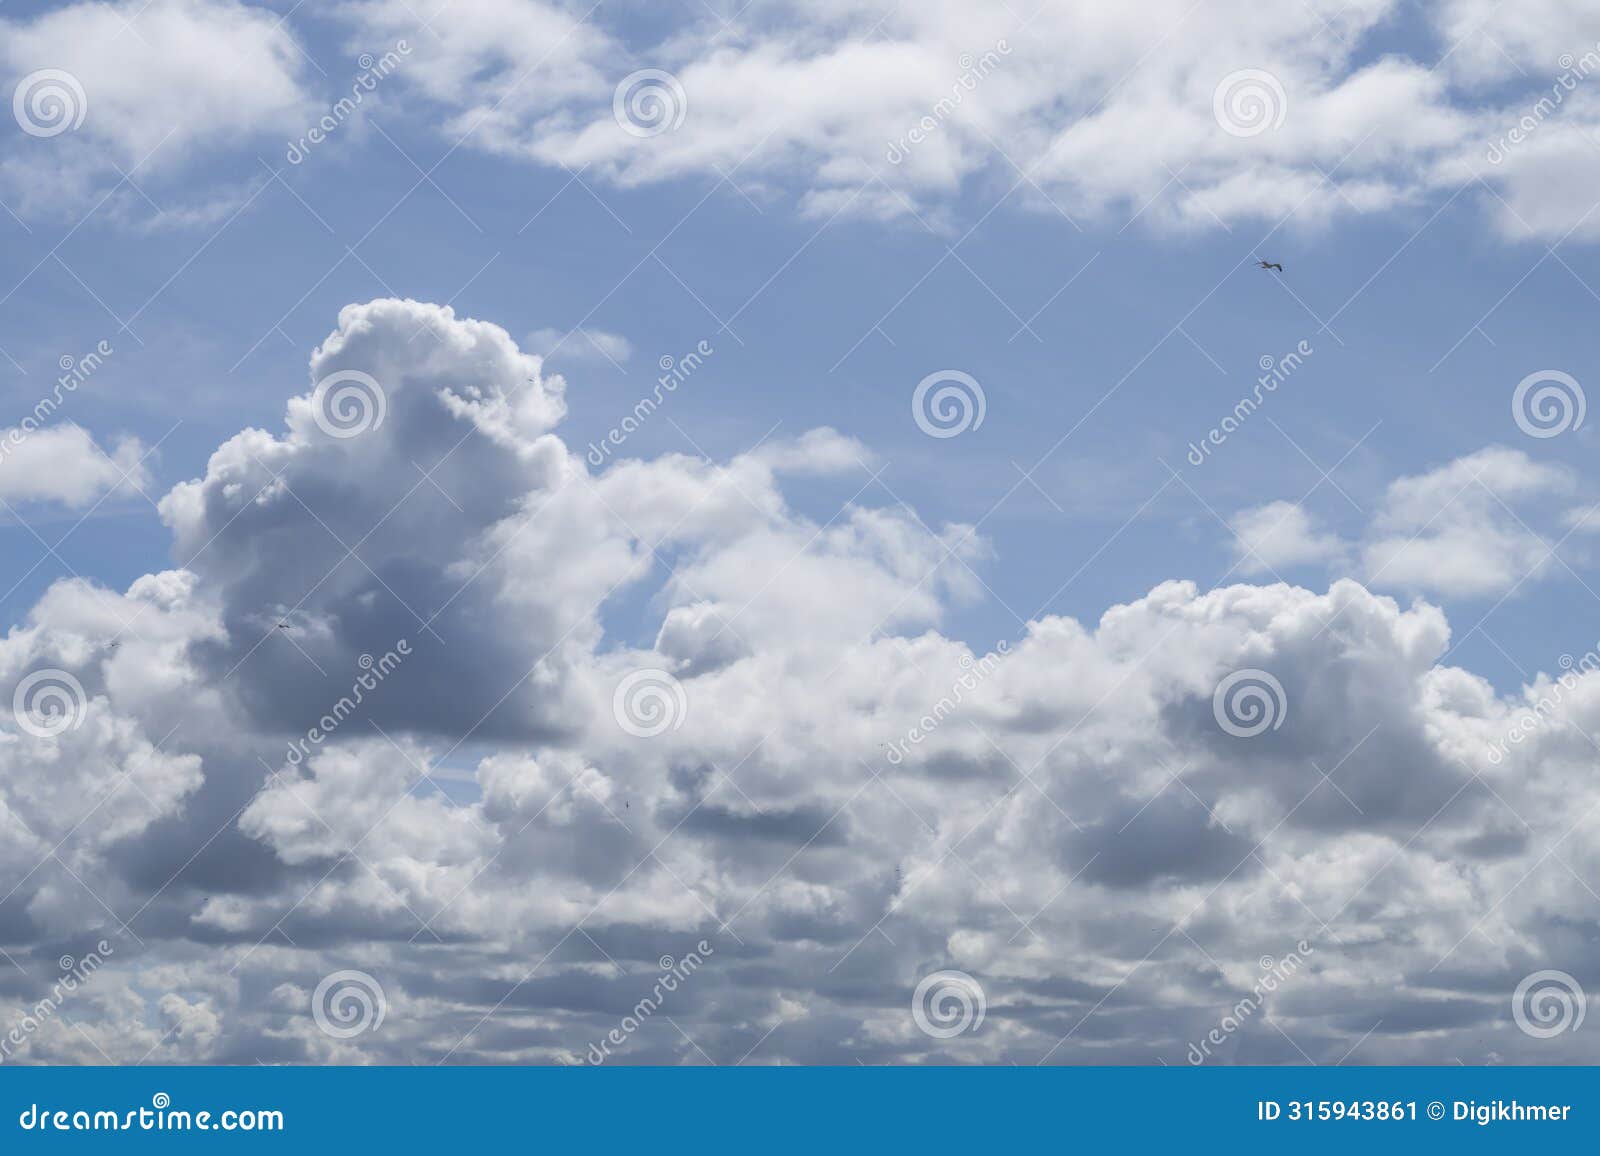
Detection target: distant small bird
<box><xmin>1256</xmin><ymin>259</ymin><xmax>1283</xmax><ymax>272</ymax></box>
<box><xmin>275</xmin><ymin>622</ymin><xmax>291</xmax><ymax>630</ymax></box>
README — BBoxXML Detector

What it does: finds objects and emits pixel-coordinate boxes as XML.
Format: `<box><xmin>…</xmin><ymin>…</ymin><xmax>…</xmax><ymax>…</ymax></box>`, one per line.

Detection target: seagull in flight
<box><xmin>1256</xmin><ymin>259</ymin><xmax>1283</xmax><ymax>272</ymax></box>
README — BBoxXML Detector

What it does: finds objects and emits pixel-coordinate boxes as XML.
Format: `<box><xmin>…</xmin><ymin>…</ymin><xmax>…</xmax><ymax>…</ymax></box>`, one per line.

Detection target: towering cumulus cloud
<box><xmin>3</xmin><ymin>299</ymin><xmax>1598</xmax><ymax>1065</ymax></box>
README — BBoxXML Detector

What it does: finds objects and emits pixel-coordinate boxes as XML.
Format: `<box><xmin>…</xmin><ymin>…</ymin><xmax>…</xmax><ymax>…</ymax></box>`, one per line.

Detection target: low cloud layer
<box><xmin>1</xmin><ymin>299</ymin><xmax>1596</xmax><ymax>1065</ymax></box>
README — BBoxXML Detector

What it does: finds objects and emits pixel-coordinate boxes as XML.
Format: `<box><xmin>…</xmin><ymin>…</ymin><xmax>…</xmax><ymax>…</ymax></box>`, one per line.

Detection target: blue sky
<box><xmin>5</xmin><ymin>0</ymin><xmax>1600</xmax><ymax>1066</ymax></box>
<box><xmin>5</xmin><ymin>2</ymin><xmax>1600</xmax><ymax>689</ymax></box>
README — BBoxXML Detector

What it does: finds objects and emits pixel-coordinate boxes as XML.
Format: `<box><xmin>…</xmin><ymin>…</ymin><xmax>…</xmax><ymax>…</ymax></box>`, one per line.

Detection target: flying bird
<box><xmin>275</xmin><ymin>622</ymin><xmax>292</xmax><ymax>630</ymax></box>
<box><xmin>1256</xmin><ymin>259</ymin><xmax>1283</xmax><ymax>272</ymax></box>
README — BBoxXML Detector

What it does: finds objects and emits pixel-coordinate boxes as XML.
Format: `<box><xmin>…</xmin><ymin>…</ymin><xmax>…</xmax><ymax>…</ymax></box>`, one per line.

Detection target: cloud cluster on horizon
<box><xmin>0</xmin><ymin>298</ymin><xmax>1596</xmax><ymax>1064</ymax></box>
